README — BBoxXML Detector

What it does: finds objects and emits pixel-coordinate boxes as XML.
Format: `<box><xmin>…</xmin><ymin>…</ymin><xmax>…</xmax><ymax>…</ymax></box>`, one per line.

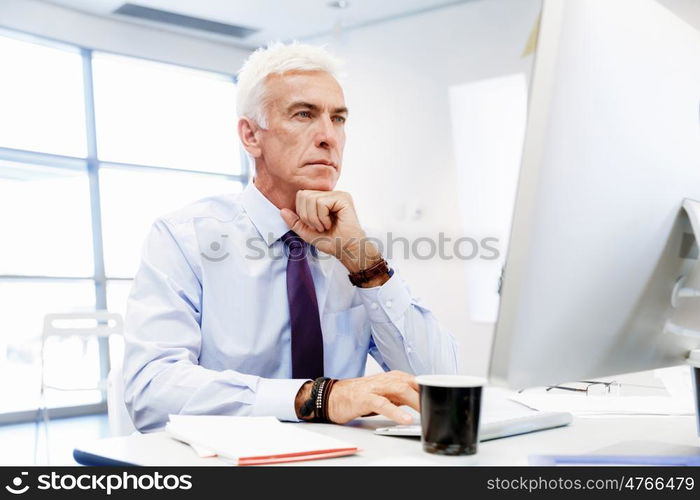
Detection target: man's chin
<box><xmin>307</xmin><ymin>182</ymin><xmax>335</xmax><ymax>191</ymax></box>
<box><xmin>298</xmin><ymin>174</ymin><xmax>338</xmax><ymax>192</ymax></box>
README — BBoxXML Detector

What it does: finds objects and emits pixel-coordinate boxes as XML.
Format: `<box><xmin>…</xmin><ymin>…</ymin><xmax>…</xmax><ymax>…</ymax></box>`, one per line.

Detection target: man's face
<box><xmin>255</xmin><ymin>70</ymin><xmax>347</xmax><ymax>192</ymax></box>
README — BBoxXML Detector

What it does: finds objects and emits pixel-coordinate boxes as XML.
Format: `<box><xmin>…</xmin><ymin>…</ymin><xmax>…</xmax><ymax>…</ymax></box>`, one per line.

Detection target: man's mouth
<box><xmin>305</xmin><ymin>160</ymin><xmax>337</xmax><ymax>170</ymax></box>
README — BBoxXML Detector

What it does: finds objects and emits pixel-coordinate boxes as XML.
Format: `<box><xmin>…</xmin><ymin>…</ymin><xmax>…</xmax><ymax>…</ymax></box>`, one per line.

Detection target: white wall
<box><xmin>310</xmin><ymin>0</ymin><xmax>542</xmax><ymax>375</ymax></box>
<box><xmin>0</xmin><ymin>0</ymin><xmax>251</xmax><ymax>73</ymax></box>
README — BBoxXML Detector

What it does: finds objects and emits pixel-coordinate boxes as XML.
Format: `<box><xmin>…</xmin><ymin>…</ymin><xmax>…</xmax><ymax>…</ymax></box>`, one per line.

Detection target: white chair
<box><xmin>107</xmin><ymin>353</ymin><xmax>137</xmax><ymax>436</ymax></box>
<box><xmin>38</xmin><ymin>311</ymin><xmax>135</xmax><ymax>438</ymax></box>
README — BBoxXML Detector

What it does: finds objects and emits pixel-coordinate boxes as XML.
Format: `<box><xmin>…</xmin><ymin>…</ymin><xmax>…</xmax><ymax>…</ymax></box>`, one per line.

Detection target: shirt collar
<box><xmin>241</xmin><ymin>181</ymin><xmax>292</xmax><ymax>247</ymax></box>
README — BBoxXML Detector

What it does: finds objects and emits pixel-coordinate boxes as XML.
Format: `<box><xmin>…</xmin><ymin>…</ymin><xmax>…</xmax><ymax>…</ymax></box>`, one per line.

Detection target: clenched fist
<box><xmin>280</xmin><ymin>190</ymin><xmax>386</xmax><ymax>281</ymax></box>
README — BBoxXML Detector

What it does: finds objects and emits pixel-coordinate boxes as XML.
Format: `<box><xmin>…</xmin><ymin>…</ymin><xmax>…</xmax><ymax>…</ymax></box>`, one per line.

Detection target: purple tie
<box><xmin>281</xmin><ymin>230</ymin><xmax>324</xmax><ymax>379</ymax></box>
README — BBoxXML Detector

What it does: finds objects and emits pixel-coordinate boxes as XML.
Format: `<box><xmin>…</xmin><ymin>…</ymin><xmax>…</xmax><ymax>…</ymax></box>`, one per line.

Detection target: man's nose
<box><xmin>314</xmin><ymin>115</ymin><xmax>339</xmax><ymax>150</ymax></box>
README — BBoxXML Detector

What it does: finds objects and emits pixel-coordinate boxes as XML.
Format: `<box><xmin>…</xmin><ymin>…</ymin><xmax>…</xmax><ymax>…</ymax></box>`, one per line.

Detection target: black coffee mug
<box><xmin>416</xmin><ymin>375</ymin><xmax>486</xmax><ymax>456</ymax></box>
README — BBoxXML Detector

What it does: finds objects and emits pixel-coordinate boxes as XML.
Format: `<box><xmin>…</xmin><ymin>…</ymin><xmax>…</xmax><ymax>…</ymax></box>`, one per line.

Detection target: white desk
<box><xmin>73</xmin><ymin>414</ymin><xmax>699</xmax><ymax>466</ymax></box>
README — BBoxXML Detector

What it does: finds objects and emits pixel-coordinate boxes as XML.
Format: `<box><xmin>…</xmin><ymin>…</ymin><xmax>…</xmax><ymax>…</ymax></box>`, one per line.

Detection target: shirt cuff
<box><xmin>356</xmin><ymin>271</ymin><xmax>413</xmax><ymax>324</ymax></box>
<box><xmin>251</xmin><ymin>378</ymin><xmax>309</xmax><ymax>422</ymax></box>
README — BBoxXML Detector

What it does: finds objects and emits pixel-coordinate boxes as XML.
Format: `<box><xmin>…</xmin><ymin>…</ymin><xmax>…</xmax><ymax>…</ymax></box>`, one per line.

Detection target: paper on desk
<box><xmin>510</xmin><ymin>394</ymin><xmax>695</xmax><ymax>416</ymax></box>
<box><xmin>530</xmin><ymin>440</ymin><xmax>700</xmax><ymax>465</ymax></box>
<box><xmin>188</xmin><ymin>442</ymin><xmax>216</xmax><ymax>458</ymax></box>
<box><xmin>530</xmin><ymin>454</ymin><xmax>700</xmax><ymax>465</ymax></box>
<box><xmin>165</xmin><ymin>415</ymin><xmax>358</xmax><ymax>465</ymax></box>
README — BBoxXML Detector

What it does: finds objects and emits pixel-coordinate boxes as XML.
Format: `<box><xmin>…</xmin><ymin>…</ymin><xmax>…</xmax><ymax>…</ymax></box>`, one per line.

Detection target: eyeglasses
<box><xmin>543</xmin><ymin>380</ymin><xmax>621</xmax><ymax>396</ymax></box>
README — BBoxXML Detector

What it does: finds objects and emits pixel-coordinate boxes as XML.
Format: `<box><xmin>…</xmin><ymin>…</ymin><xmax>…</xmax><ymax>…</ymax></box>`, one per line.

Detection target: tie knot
<box><xmin>281</xmin><ymin>230</ymin><xmax>308</xmax><ymax>260</ymax></box>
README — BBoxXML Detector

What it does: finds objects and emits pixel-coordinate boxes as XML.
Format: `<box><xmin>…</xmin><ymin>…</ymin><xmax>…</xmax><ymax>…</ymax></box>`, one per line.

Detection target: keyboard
<box><xmin>374</xmin><ymin>411</ymin><xmax>573</xmax><ymax>441</ymax></box>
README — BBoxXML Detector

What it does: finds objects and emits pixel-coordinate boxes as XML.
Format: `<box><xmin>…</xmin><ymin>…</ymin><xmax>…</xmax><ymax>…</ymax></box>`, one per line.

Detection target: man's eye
<box><xmin>333</xmin><ymin>116</ymin><xmax>346</xmax><ymax>123</ymax></box>
<box><xmin>295</xmin><ymin>111</ymin><xmax>311</xmax><ymax>118</ymax></box>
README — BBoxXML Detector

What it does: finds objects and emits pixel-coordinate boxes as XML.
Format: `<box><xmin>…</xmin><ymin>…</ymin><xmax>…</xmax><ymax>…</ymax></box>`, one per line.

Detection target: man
<box><xmin>124</xmin><ymin>42</ymin><xmax>458</xmax><ymax>432</ymax></box>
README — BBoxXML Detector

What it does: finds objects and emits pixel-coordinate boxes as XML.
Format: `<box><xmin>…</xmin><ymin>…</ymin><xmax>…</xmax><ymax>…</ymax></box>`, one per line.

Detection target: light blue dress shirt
<box><xmin>124</xmin><ymin>182</ymin><xmax>458</xmax><ymax>431</ymax></box>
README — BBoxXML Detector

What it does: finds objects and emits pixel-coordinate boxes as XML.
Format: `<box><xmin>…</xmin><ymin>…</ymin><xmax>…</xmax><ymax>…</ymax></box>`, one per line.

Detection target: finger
<box><xmin>369</xmin><ymin>394</ymin><xmax>413</xmax><ymax>425</ymax></box>
<box><xmin>295</xmin><ymin>190</ymin><xmax>309</xmax><ymax>228</ymax></box>
<box><xmin>396</xmin><ymin>385</ymin><xmax>420</xmax><ymax>412</ymax></box>
<box><xmin>305</xmin><ymin>193</ymin><xmax>325</xmax><ymax>233</ymax></box>
<box><xmin>406</xmin><ymin>375</ymin><xmax>420</xmax><ymax>392</ymax></box>
<box><xmin>381</xmin><ymin>380</ymin><xmax>420</xmax><ymax>413</ymax></box>
<box><xmin>280</xmin><ymin>208</ymin><xmax>314</xmax><ymax>241</ymax></box>
<box><xmin>388</xmin><ymin>371</ymin><xmax>420</xmax><ymax>392</ymax></box>
<box><xmin>317</xmin><ymin>196</ymin><xmax>333</xmax><ymax>230</ymax></box>
<box><xmin>280</xmin><ymin>208</ymin><xmax>300</xmax><ymax>230</ymax></box>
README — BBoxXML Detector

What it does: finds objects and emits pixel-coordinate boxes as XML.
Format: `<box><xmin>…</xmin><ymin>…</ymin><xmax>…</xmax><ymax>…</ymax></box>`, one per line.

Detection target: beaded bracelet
<box><xmin>320</xmin><ymin>378</ymin><xmax>337</xmax><ymax>422</ymax></box>
<box><xmin>300</xmin><ymin>377</ymin><xmax>328</xmax><ymax>419</ymax></box>
<box><xmin>300</xmin><ymin>377</ymin><xmax>339</xmax><ymax>422</ymax></box>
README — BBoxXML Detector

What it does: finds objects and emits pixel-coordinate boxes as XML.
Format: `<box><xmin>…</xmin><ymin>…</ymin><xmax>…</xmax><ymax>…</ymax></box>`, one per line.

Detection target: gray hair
<box><xmin>236</xmin><ymin>41</ymin><xmax>343</xmax><ymax>129</ymax></box>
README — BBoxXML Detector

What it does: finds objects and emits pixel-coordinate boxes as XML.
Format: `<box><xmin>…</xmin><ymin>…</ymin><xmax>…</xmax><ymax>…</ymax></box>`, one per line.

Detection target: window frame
<box><xmin>0</xmin><ymin>29</ymin><xmax>250</xmax><ymax>423</ymax></box>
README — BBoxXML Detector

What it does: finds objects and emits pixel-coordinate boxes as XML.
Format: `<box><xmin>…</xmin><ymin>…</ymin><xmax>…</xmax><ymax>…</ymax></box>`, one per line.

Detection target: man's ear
<box><xmin>238</xmin><ymin>117</ymin><xmax>262</xmax><ymax>158</ymax></box>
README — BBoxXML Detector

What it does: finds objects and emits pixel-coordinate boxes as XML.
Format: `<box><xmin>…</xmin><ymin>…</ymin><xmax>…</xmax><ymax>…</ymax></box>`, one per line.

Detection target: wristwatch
<box><xmin>348</xmin><ymin>258</ymin><xmax>392</xmax><ymax>287</ymax></box>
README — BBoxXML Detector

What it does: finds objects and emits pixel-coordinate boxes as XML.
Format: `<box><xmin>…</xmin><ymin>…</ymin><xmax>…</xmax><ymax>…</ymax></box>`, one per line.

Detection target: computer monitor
<box><xmin>489</xmin><ymin>0</ymin><xmax>700</xmax><ymax>389</ymax></box>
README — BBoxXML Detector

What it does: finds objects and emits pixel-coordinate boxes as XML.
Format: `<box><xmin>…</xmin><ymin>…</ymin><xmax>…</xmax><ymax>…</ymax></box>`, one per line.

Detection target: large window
<box><xmin>0</xmin><ymin>35</ymin><xmax>86</xmax><ymax>157</ymax></box>
<box><xmin>0</xmin><ymin>30</ymin><xmax>248</xmax><ymax>420</ymax></box>
<box><xmin>92</xmin><ymin>53</ymin><xmax>241</xmax><ymax>174</ymax></box>
<box><xmin>0</xmin><ymin>161</ymin><xmax>94</xmax><ymax>277</ymax></box>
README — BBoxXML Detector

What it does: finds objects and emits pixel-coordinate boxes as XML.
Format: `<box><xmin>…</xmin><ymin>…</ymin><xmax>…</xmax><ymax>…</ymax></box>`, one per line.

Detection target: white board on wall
<box><xmin>449</xmin><ymin>74</ymin><xmax>527</xmax><ymax>323</ymax></box>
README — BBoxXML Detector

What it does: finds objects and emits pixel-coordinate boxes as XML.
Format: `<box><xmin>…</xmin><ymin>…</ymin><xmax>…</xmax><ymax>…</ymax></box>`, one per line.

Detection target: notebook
<box><xmin>165</xmin><ymin>415</ymin><xmax>359</xmax><ymax>465</ymax></box>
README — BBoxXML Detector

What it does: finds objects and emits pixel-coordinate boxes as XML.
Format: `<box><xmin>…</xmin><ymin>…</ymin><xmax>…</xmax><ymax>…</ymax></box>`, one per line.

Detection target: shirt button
<box><xmin>370</xmin><ymin>302</ymin><xmax>379</xmax><ymax>310</ymax></box>
<box><xmin>406</xmin><ymin>346</ymin><xmax>413</xmax><ymax>353</ymax></box>
<box><xmin>385</xmin><ymin>300</ymin><xmax>393</xmax><ymax>308</ymax></box>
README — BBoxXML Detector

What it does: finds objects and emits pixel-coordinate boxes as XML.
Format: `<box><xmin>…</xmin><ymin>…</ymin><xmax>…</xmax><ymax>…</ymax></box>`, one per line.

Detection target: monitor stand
<box><xmin>690</xmin><ymin>352</ymin><xmax>700</xmax><ymax>439</ymax></box>
<box><xmin>667</xmin><ymin>199</ymin><xmax>700</xmax><ymax>438</ymax></box>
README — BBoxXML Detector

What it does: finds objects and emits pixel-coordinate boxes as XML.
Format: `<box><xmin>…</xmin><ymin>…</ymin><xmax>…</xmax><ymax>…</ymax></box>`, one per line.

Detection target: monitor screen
<box><xmin>489</xmin><ymin>0</ymin><xmax>700</xmax><ymax>389</ymax></box>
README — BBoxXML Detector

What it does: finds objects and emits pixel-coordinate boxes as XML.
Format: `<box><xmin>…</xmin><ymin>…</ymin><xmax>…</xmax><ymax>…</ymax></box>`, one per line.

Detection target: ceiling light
<box><xmin>328</xmin><ymin>1</ymin><xmax>350</xmax><ymax>9</ymax></box>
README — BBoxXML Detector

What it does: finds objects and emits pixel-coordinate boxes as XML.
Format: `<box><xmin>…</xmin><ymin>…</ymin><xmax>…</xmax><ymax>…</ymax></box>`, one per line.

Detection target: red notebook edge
<box><xmin>237</xmin><ymin>447</ymin><xmax>360</xmax><ymax>466</ymax></box>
